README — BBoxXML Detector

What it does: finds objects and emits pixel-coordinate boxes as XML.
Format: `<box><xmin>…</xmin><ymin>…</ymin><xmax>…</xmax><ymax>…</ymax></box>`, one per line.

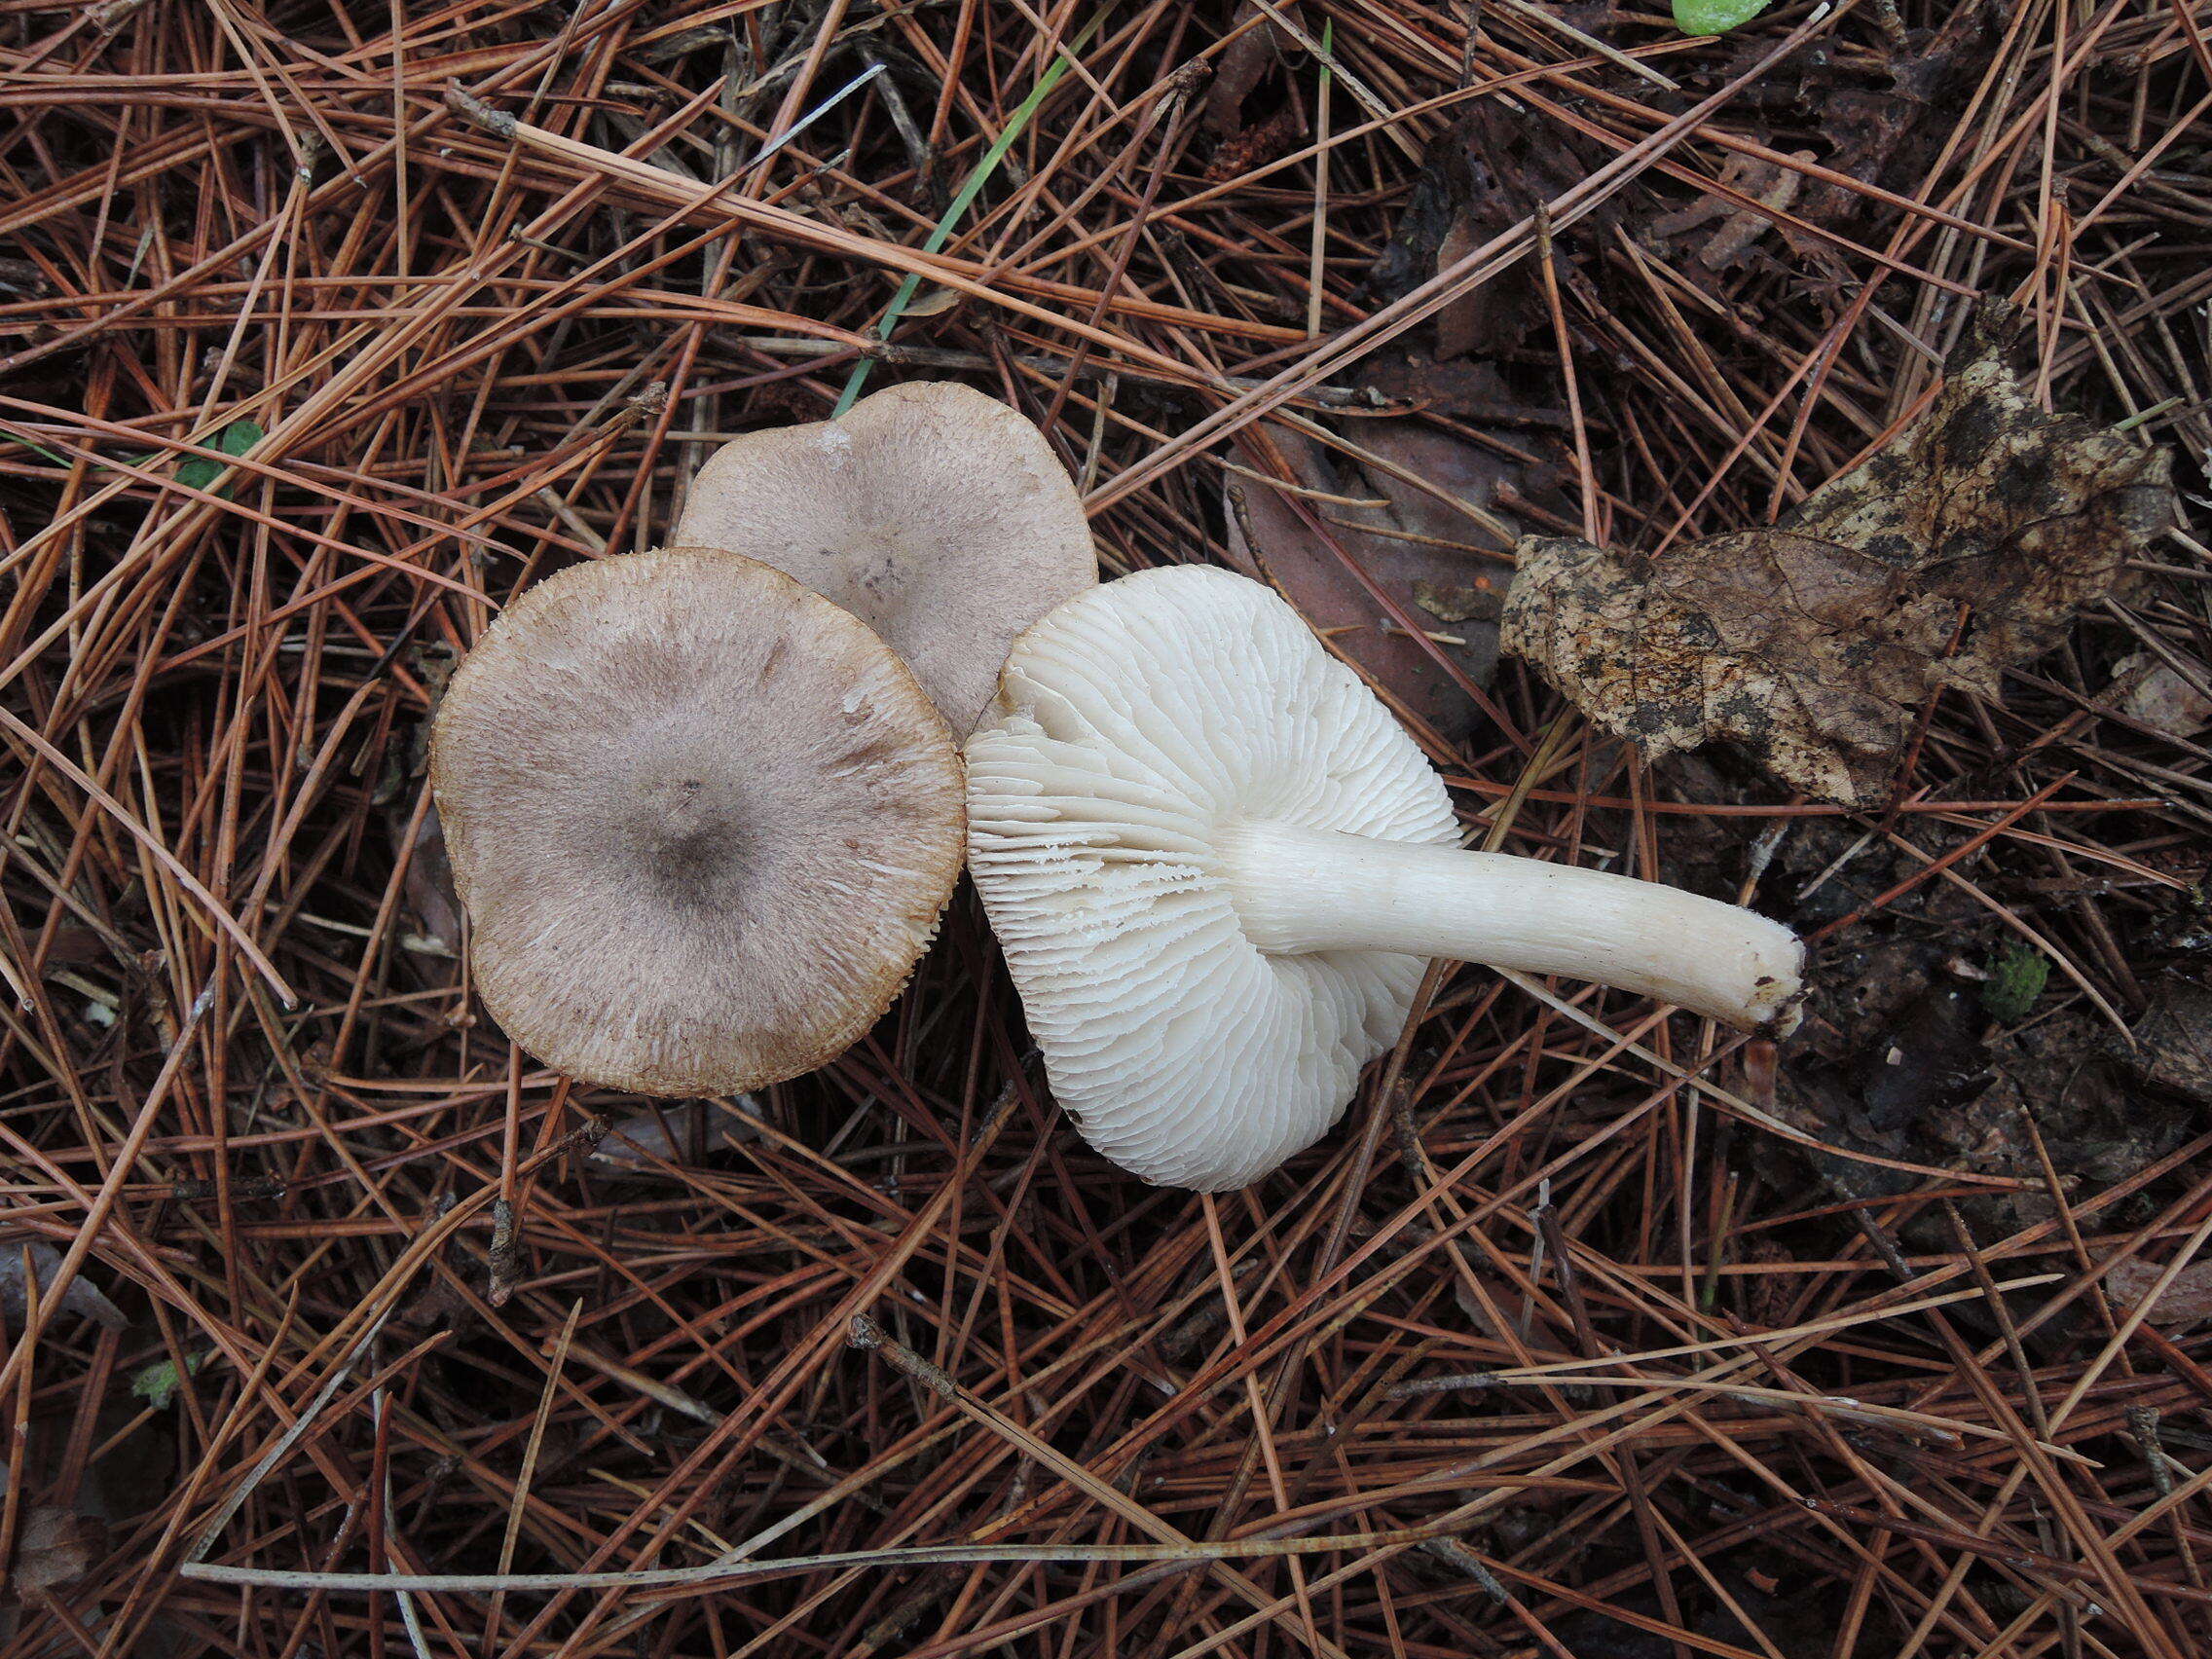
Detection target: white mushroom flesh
<box><xmin>968</xmin><ymin>565</ymin><xmax>1805</xmax><ymax>1190</ymax></box>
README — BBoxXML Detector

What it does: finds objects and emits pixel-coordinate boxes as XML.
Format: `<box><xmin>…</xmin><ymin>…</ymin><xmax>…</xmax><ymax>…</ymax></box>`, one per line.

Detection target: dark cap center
<box><xmin>621</xmin><ymin>770</ymin><xmax>755</xmax><ymax>910</ymax></box>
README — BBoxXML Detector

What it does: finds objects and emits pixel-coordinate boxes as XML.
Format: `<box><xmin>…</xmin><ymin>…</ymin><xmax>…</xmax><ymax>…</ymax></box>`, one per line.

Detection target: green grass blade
<box><xmin>832</xmin><ymin>24</ymin><xmax>1096</xmax><ymax>416</ymax></box>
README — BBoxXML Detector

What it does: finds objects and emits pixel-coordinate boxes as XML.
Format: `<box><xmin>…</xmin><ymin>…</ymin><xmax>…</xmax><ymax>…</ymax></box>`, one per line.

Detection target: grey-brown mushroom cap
<box><xmin>670</xmin><ymin>381</ymin><xmax>1096</xmax><ymax>734</ymax></box>
<box><xmin>431</xmin><ymin>546</ymin><xmax>965</xmax><ymax>1096</ymax></box>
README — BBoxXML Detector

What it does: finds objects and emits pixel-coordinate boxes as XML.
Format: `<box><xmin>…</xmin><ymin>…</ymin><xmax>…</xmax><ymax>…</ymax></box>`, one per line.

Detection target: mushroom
<box><xmin>672</xmin><ymin>381</ymin><xmax>1096</xmax><ymax>734</ymax></box>
<box><xmin>431</xmin><ymin>546</ymin><xmax>965</xmax><ymax>1097</ymax></box>
<box><xmin>966</xmin><ymin>566</ymin><xmax>1805</xmax><ymax>1190</ymax></box>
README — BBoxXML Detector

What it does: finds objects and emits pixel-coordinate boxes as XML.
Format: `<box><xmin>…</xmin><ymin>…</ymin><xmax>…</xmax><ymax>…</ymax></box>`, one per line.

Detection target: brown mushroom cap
<box><xmin>671</xmin><ymin>381</ymin><xmax>1096</xmax><ymax>733</ymax></box>
<box><xmin>430</xmin><ymin>546</ymin><xmax>965</xmax><ymax>1096</ymax></box>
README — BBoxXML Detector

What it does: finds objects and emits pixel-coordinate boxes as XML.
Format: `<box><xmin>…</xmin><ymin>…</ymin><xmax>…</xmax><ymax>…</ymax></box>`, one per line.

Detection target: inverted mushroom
<box><xmin>431</xmin><ymin>546</ymin><xmax>964</xmax><ymax>1097</ymax></box>
<box><xmin>967</xmin><ymin>566</ymin><xmax>1805</xmax><ymax>1191</ymax></box>
<box><xmin>672</xmin><ymin>381</ymin><xmax>1096</xmax><ymax>734</ymax></box>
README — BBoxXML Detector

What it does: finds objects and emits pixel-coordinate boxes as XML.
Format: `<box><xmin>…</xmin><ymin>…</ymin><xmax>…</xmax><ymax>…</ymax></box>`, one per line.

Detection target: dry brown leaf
<box><xmin>0</xmin><ymin>1467</ymin><xmax>100</xmax><ymax>1604</ymax></box>
<box><xmin>1372</xmin><ymin>98</ymin><xmax>1626</xmax><ymax>361</ymax></box>
<box><xmin>1501</xmin><ymin>304</ymin><xmax>2174</xmax><ymax>805</ymax></box>
<box><xmin>2102</xmin><ymin>1256</ymin><xmax>2212</xmax><ymax>1328</ymax></box>
<box><xmin>1769</xmin><ymin>25</ymin><xmax>1988</xmax><ymax>251</ymax></box>
<box><xmin>590</xmin><ymin>1099</ymin><xmax>761</xmax><ymax>1171</ymax></box>
<box><xmin>0</xmin><ymin>1243</ymin><xmax>126</xmax><ymax>1332</ymax></box>
<box><xmin>402</xmin><ymin>806</ymin><xmax>462</xmax><ymax>959</ymax></box>
<box><xmin>899</xmin><ymin>285</ymin><xmax>963</xmax><ymax>319</ymax></box>
<box><xmin>1226</xmin><ymin>421</ymin><xmax>1544</xmax><ymax>741</ymax></box>
<box><xmin>1203</xmin><ymin>2</ymin><xmax>1280</xmax><ymax>134</ymax></box>
<box><xmin>1644</xmin><ymin>150</ymin><xmax>1813</xmax><ymax>274</ymax></box>
<box><xmin>2130</xmin><ymin>980</ymin><xmax>2212</xmax><ymax>1106</ymax></box>
<box><xmin>2109</xmin><ymin>652</ymin><xmax>2212</xmax><ymax>736</ymax></box>
<box><xmin>4</xmin><ymin>1506</ymin><xmax>97</xmax><ymax>1600</ymax></box>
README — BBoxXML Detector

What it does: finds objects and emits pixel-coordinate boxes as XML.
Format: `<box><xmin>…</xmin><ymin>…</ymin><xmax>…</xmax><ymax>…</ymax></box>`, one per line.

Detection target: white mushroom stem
<box><xmin>1217</xmin><ymin>823</ymin><xmax>1803</xmax><ymax>1036</ymax></box>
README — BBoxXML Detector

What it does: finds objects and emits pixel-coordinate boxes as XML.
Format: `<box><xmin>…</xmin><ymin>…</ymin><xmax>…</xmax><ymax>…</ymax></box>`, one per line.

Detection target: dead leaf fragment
<box><xmin>0</xmin><ymin>1467</ymin><xmax>101</xmax><ymax>1604</ymax></box>
<box><xmin>1375</xmin><ymin>99</ymin><xmax>1623</xmax><ymax>360</ymax></box>
<box><xmin>590</xmin><ymin>1099</ymin><xmax>761</xmax><ymax>1171</ymax></box>
<box><xmin>1780</xmin><ymin>26</ymin><xmax>1987</xmax><ymax>249</ymax></box>
<box><xmin>899</xmin><ymin>285</ymin><xmax>964</xmax><ymax>319</ymax></box>
<box><xmin>1204</xmin><ymin>3</ymin><xmax>1281</xmax><ymax>134</ymax></box>
<box><xmin>2129</xmin><ymin>980</ymin><xmax>2212</xmax><ymax>1106</ymax></box>
<box><xmin>2101</xmin><ymin>1256</ymin><xmax>2212</xmax><ymax>1328</ymax></box>
<box><xmin>1645</xmin><ymin>151</ymin><xmax>1814</xmax><ymax>273</ymax></box>
<box><xmin>2109</xmin><ymin>652</ymin><xmax>2212</xmax><ymax>736</ymax></box>
<box><xmin>1226</xmin><ymin>421</ymin><xmax>1549</xmax><ymax>740</ymax></box>
<box><xmin>3</xmin><ymin>1506</ymin><xmax>97</xmax><ymax>1601</ymax></box>
<box><xmin>1502</xmin><ymin>304</ymin><xmax>2175</xmax><ymax>805</ymax></box>
<box><xmin>0</xmin><ymin>1243</ymin><xmax>127</xmax><ymax>1332</ymax></box>
<box><xmin>402</xmin><ymin>805</ymin><xmax>462</xmax><ymax>958</ymax></box>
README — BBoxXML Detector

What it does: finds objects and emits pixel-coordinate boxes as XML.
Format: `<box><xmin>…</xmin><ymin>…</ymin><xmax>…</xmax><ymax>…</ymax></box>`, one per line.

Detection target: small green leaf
<box><xmin>1980</xmin><ymin>942</ymin><xmax>2050</xmax><ymax>1023</ymax></box>
<box><xmin>1673</xmin><ymin>0</ymin><xmax>1772</xmax><ymax>32</ymax></box>
<box><xmin>216</xmin><ymin>419</ymin><xmax>264</xmax><ymax>457</ymax></box>
<box><xmin>174</xmin><ymin>419</ymin><xmax>265</xmax><ymax>495</ymax></box>
<box><xmin>129</xmin><ymin>1351</ymin><xmax>206</xmax><ymax>1411</ymax></box>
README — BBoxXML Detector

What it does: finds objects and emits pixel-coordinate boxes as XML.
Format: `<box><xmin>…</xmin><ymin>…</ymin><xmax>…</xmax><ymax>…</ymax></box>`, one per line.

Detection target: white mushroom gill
<box><xmin>967</xmin><ymin>565</ymin><xmax>1806</xmax><ymax>1191</ymax></box>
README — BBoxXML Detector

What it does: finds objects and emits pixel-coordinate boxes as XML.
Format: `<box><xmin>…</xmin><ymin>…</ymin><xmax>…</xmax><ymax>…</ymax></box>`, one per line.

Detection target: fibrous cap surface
<box><xmin>674</xmin><ymin>382</ymin><xmax>1097</xmax><ymax>734</ymax></box>
<box><xmin>432</xmin><ymin>546</ymin><xmax>965</xmax><ymax>1096</ymax></box>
